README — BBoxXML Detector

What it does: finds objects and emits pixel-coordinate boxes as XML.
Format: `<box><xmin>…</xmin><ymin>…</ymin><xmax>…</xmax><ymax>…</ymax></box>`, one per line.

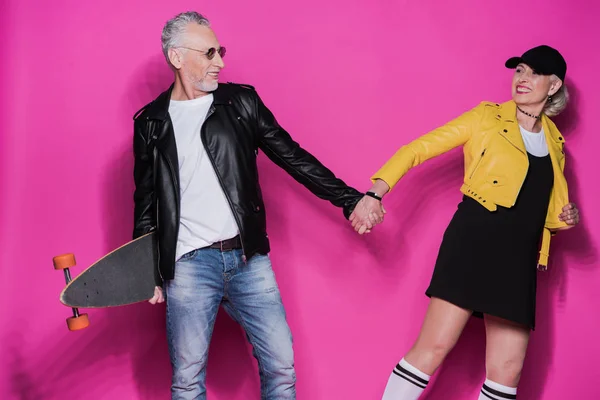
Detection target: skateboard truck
<box><xmin>53</xmin><ymin>254</ymin><xmax>90</xmax><ymax>331</ymax></box>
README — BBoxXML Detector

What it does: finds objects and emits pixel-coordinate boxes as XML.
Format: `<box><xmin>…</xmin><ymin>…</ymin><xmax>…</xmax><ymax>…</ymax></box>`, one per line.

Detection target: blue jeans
<box><xmin>164</xmin><ymin>248</ymin><xmax>296</xmax><ymax>400</ymax></box>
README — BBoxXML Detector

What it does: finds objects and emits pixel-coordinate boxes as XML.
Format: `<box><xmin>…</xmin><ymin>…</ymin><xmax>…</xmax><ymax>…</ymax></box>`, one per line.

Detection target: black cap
<box><xmin>505</xmin><ymin>45</ymin><xmax>567</xmax><ymax>81</ymax></box>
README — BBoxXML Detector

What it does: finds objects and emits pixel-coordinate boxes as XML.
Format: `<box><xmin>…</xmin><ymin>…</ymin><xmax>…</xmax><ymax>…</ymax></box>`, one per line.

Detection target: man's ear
<box><xmin>168</xmin><ymin>48</ymin><xmax>183</xmax><ymax>70</ymax></box>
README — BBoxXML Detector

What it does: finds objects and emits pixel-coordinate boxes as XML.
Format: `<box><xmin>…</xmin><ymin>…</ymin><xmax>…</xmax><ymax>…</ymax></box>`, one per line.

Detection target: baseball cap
<box><xmin>505</xmin><ymin>45</ymin><xmax>567</xmax><ymax>81</ymax></box>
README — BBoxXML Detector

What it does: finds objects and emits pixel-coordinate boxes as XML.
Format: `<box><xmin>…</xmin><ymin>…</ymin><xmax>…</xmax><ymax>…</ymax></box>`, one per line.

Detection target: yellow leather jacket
<box><xmin>372</xmin><ymin>100</ymin><xmax>571</xmax><ymax>268</ymax></box>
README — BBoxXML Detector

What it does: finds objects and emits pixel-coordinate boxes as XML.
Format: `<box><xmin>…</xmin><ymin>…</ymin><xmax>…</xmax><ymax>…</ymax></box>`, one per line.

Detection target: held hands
<box><xmin>148</xmin><ymin>286</ymin><xmax>165</xmax><ymax>304</ymax></box>
<box><xmin>349</xmin><ymin>179</ymin><xmax>390</xmax><ymax>235</ymax></box>
<box><xmin>559</xmin><ymin>202</ymin><xmax>580</xmax><ymax>226</ymax></box>
<box><xmin>350</xmin><ymin>195</ymin><xmax>386</xmax><ymax>234</ymax></box>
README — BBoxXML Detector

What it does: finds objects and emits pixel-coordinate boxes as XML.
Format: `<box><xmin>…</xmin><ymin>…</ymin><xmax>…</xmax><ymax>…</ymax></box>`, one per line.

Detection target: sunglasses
<box><xmin>177</xmin><ymin>46</ymin><xmax>226</xmax><ymax>60</ymax></box>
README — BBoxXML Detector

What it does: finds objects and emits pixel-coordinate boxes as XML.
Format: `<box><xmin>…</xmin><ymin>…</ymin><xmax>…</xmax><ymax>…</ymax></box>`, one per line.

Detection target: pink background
<box><xmin>2</xmin><ymin>1</ymin><xmax>599</xmax><ymax>399</ymax></box>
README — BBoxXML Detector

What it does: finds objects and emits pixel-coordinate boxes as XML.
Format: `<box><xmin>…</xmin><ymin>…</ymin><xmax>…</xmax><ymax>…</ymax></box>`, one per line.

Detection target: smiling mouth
<box><xmin>516</xmin><ymin>85</ymin><xmax>531</xmax><ymax>94</ymax></box>
<box><xmin>207</xmin><ymin>71</ymin><xmax>220</xmax><ymax>79</ymax></box>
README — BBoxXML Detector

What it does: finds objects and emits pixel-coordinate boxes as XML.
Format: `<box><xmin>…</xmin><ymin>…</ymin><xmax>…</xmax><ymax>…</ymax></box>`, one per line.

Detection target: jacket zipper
<box><xmin>155</xmin><ymin>196</ymin><xmax>164</xmax><ymax>282</ymax></box>
<box><xmin>157</xmin><ymin>123</ymin><xmax>184</xmax><ymax>273</ymax></box>
<box><xmin>200</xmin><ymin>106</ymin><xmax>248</xmax><ymax>262</ymax></box>
<box><xmin>151</xmin><ymin>137</ymin><xmax>164</xmax><ymax>283</ymax></box>
<box><xmin>469</xmin><ymin>149</ymin><xmax>486</xmax><ymax>179</ymax></box>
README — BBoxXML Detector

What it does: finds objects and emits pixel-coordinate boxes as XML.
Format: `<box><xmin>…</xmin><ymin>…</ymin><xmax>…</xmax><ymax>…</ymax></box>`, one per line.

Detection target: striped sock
<box><xmin>478</xmin><ymin>379</ymin><xmax>517</xmax><ymax>400</ymax></box>
<box><xmin>382</xmin><ymin>358</ymin><xmax>430</xmax><ymax>400</ymax></box>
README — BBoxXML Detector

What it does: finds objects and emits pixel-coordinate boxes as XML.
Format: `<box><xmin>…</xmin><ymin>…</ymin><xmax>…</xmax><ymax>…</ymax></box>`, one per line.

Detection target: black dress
<box><xmin>425</xmin><ymin>152</ymin><xmax>554</xmax><ymax>330</ymax></box>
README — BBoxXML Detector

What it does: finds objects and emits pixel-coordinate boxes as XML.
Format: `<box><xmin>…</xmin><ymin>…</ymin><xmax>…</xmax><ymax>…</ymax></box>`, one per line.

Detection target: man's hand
<box><xmin>559</xmin><ymin>202</ymin><xmax>580</xmax><ymax>226</ymax></box>
<box><xmin>349</xmin><ymin>195</ymin><xmax>386</xmax><ymax>234</ymax></box>
<box><xmin>148</xmin><ymin>286</ymin><xmax>165</xmax><ymax>304</ymax></box>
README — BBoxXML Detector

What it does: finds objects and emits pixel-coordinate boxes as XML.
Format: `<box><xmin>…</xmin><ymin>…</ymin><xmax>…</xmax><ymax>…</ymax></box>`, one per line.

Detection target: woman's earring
<box><xmin>548</xmin><ymin>95</ymin><xmax>553</xmax><ymax>103</ymax></box>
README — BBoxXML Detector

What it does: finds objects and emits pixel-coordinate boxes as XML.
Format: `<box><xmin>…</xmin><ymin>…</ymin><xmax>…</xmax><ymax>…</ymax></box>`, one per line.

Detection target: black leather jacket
<box><xmin>132</xmin><ymin>83</ymin><xmax>363</xmax><ymax>282</ymax></box>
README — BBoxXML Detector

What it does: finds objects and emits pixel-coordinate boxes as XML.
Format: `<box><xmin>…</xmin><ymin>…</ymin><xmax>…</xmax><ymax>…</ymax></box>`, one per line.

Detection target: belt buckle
<box><xmin>219</xmin><ymin>239</ymin><xmax>232</xmax><ymax>252</ymax></box>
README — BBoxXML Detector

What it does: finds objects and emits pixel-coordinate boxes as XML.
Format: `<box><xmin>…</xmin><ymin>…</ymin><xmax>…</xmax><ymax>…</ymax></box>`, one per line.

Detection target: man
<box><xmin>132</xmin><ymin>11</ymin><xmax>383</xmax><ymax>400</ymax></box>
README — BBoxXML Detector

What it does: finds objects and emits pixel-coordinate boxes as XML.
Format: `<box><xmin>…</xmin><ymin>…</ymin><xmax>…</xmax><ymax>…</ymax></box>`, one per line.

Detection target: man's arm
<box><xmin>132</xmin><ymin>117</ymin><xmax>156</xmax><ymax>239</ymax></box>
<box><xmin>253</xmin><ymin>91</ymin><xmax>363</xmax><ymax>219</ymax></box>
<box><xmin>132</xmin><ymin>116</ymin><xmax>164</xmax><ymax>297</ymax></box>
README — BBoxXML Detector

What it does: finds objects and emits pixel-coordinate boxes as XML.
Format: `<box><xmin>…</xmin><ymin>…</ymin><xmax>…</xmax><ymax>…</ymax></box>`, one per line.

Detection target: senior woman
<box><xmin>350</xmin><ymin>45</ymin><xmax>580</xmax><ymax>399</ymax></box>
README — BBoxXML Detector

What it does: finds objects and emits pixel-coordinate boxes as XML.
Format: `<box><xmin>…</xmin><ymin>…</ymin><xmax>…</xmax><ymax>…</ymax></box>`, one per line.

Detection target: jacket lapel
<box><xmin>541</xmin><ymin>115</ymin><xmax>565</xmax><ymax>154</ymax></box>
<box><xmin>142</xmin><ymin>84</ymin><xmax>233</xmax><ymax>194</ymax></box>
<box><xmin>143</xmin><ymin>84</ymin><xmax>180</xmax><ymax>193</ymax></box>
<box><xmin>542</xmin><ymin>114</ymin><xmax>566</xmax><ymax>177</ymax></box>
<box><xmin>497</xmin><ymin>101</ymin><xmax>527</xmax><ymax>155</ymax></box>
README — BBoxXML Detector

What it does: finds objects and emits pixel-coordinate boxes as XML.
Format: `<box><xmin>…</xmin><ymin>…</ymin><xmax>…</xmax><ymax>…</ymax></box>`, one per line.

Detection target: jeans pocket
<box><xmin>178</xmin><ymin>249</ymin><xmax>197</xmax><ymax>263</ymax></box>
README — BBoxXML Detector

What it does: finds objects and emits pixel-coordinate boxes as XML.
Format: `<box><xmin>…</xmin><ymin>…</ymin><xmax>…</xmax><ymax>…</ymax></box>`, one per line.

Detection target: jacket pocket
<box><xmin>469</xmin><ymin>149</ymin><xmax>486</xmax><ymax>179</ymax></box>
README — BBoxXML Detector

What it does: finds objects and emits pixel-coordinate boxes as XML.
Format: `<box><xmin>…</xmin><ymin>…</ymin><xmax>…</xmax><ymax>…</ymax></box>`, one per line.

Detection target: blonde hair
<box><xmin>544</xmin><ymin>77</ymin><xmax>569</xmax><ymax>117</ymax></box>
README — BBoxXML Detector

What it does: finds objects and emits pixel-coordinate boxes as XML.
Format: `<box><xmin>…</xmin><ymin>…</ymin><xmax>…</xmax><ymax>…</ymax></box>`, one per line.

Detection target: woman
<box><xmin>351</xmin><ymin>45</ymin><xmax>581</xmax><ymax>399</ymax></box>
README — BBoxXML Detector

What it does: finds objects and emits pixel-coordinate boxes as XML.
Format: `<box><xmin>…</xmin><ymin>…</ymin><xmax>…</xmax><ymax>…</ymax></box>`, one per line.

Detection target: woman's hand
<box><xmin>558</xmin><ymin>203</ymin><xmax>580</xmax><ymax>226</ymax></box>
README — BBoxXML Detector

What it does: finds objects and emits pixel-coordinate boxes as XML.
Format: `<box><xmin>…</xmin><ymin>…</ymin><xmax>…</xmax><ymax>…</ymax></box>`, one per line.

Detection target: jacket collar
<box><xmin>144</xmin><ymin>83</ymin><xmax>232</xmax><ymax>121</ymax></box>
<box><xmin>497</xmin><ymin>100</ymin><xmax>565</xmax><ymax>145</ymax></box>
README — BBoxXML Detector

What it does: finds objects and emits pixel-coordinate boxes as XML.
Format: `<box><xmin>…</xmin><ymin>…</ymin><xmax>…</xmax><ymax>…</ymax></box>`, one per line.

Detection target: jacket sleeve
<box><xmin>132</xmin><ymin>117</ymin><xmax>156</xmax><ymax>239</ymax></box>
<box><xmin>371</xmin><ymin>102</ymin><xmax>487</xmax><ymax>190</ymax></box>
<box><xmin>254</xmin><ymin>91</ymin><xmax>363</xmax><ymax>219</ymax></box>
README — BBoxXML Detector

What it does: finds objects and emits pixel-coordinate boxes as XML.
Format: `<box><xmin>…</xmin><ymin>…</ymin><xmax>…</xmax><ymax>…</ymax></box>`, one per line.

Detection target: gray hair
<box><xmin>544</xmin><ymin>76</ymin><xmax>569</xmax><ymax>117</ymax></box>
<box><xmin>161</xmin><ymin>11</ymin><xmax>210</xmax><ymax>66</ymax></box>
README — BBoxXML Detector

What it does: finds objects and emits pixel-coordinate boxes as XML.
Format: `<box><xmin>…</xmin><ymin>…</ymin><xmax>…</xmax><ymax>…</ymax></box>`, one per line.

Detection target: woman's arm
<box><xmin>371</xmin><ymin>102</ymin><xmax>488</xmax><ymax>192</ymax></box>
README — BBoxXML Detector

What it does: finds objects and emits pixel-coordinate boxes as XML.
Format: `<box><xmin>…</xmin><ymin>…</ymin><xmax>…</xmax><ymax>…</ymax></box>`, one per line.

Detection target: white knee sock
<box><xmin>478</xmin><ymin>379</ymin><xmax>517</xmax><ymax>399</ymax></box>
<box><xmin>382</xmin><ymin>358</ymin><xmax>430</xmax><ymax>400</ymax></box>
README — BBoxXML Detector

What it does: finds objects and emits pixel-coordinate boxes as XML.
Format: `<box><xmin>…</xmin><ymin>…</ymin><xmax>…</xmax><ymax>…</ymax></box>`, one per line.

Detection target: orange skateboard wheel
<box><xmin>66</xmin><ymin>313</ymin><xmax>89</xmax><ymax>331</ymax></box>
<box><xmin>53</xmin><ymin>254</ymin><xmax>76</xmax><ymax>270</ymax></box>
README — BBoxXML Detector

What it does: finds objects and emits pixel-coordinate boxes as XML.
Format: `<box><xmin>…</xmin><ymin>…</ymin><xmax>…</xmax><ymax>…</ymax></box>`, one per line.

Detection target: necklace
<box><xmin>517</xmin><ymin>105</ymin><xmax>540</xmax><ymax>120</ymax></box>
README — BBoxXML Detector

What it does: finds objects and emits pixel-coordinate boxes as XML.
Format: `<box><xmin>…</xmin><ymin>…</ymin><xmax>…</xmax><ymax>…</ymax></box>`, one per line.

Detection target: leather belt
<box><xmin>207</xmin><ymin>235</ymin><xmax>242</xmax><ymax>251</ymax></box>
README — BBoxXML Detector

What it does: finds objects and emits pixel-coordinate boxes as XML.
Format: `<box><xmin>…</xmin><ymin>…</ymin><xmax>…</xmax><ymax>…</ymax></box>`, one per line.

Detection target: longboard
<box><xmin>53</xmin><ymin>232</ymin><xmax>158</xmax><ymax>330</ymax></box>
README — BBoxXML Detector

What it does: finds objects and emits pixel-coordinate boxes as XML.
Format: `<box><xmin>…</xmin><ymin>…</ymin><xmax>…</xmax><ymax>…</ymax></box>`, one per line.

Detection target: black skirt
<box><xmin>426</xmin><ymin>152</ymin><xmax>554</xmax><ymax>330</ymax></box>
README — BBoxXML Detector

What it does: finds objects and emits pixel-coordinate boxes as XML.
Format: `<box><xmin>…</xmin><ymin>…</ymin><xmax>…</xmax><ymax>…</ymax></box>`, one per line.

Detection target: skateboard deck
<box><xmin>59</xmin><ymin>232</ymin><xmax>157</xmax><ymax>308</ymax></box>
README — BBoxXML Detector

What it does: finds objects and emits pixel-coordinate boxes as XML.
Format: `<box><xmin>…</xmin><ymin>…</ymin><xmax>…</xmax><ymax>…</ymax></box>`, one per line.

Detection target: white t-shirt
<box><xmin>169</xmin><ymin>94</ymin><xmax>239</xmax><ymax>261</ymax></box>
<box><xmin>519</xmin><ymin>125</ymin><xmax>549</xmax><ymax>157</ymax></box>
